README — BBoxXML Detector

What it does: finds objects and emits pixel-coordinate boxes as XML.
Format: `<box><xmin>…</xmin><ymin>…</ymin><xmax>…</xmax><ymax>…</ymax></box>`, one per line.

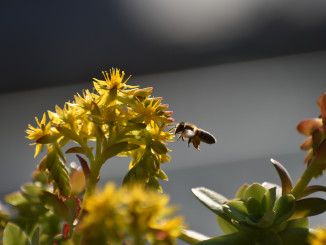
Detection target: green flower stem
<box><xmin>290</xmin><ymin>157</ymin><xmax>319</xmax><ymax>199</ymax></box>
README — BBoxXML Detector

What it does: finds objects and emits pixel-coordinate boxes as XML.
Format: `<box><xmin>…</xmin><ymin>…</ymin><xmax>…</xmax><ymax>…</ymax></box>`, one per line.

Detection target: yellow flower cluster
<box><xmin>308</xmin><ymin>227</ymin><xmax>326</xmax><ymax>245</ymax></box>
<box><xmin>78</xmin><ymin>183</ymin><xmax>184</xmax><ymax>245</ymax></box>
<box><xmin>26</xmin><ymin>68</ymin><xmax>175</xmax><ymax>194</ymax></box>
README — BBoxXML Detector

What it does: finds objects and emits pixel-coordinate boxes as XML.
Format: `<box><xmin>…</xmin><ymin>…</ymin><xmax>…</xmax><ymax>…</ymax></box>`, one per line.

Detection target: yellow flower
<box><xmin>134</xmin><ymin>98</ymin><xmax>163</xmax><ymax>125</ymax></box>
<box><xmin>72</xmin><ymin>89</ymin><xmax>97</xmax><ymax>111</ymax></box>
<box><xmin>26</xmin><ymin>113</ymin><xmax>54</xmax><ymax>157</ymax></box>
<box><xmin>149</xmin><ymin>122</ymin><xmax>174</xmax><ymax>143</ymax></box>
<box><xmin>78</xmin><ymin>183</ymin><xmax>184</xmax><ymax>245</ymax></box>
<box><xmin>79</xmin><ymin>183</ymin><xmax>124</xmax><ymax>242</ymax></box>
<box><xmin>93</xmin><ymin>68</ymin><xmax>138</xmax><ymax>93</ymax></box>
<box><xmin>308</xmin><ymin>227</ymin><xmax>326</xmax><ymax>245</ymax></box>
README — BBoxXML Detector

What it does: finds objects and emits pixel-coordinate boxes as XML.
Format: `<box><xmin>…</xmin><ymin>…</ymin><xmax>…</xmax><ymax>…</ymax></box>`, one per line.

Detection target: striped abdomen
<box><xmin>196</xmin><ymin>129</ymin><xmax>216</xmax><ymax>144</ymax></box>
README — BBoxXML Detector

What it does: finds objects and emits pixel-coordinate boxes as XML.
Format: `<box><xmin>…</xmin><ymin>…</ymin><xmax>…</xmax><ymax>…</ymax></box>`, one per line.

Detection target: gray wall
<box><xmin>1</xmin><ymin>51</ymin><xmax>325</xmax><ymax>236</ymax></box>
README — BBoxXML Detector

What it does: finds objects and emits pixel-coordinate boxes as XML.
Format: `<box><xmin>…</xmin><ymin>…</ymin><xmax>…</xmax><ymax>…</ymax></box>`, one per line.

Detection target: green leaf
<box><xmin>154</xmin><ymin>169</ymin><xmax>169</xmax><ymax>181</ymax></box>
<box><xmin>151</xmin><ymin>139</ymin><xmax>168</xmax><ymax>154</ymax></box>
<box><xmin>255</xmin><ymin>210</ymin><xmax>275</xmax><ymax>228</ymax></box>
<box><xmin>270</xmin><ymin>158</ymin><xmax>293</xmax><ymax>195</ymax></box>
<box><xmin>46</xmin><ymin>149</ymin><xmax>71</xmax><ymax>198</ymax></box>
<box><xmin>279</xmin><ymin>228</ymin><xmax>310</xmax><ymax>245</ymax></box>
<box><xmin>21</xmin><ymin>184</ymin><xmax>44</xmax><ymax>203</ymax></box>
<box><xmin>70</xmin><ymin>168</ymin><xmax>86</xmax><ymax>196</ymax></box>
<box><xmin>235</xmin><ymin>184</ymin><xmax>248</xmax><ymax>199</ymax></box>
<box><xmin>290</xmin><ymin>198</ymin><xmax>326</xmax><ymax>220</ymax></box>
<box><xmin>101</xmin><ymin>142</ymin><xmax>128</xmax><ymax>162</ymax></box>
<box><xmin>107</xmin><ymin>85</ymin><xmax>117</xmax><ymax>104</ymax></box>
<box><xmin>198</xmin><ymin>231</ymin><xmax>255</xmax><ymax>245</ymax></box>
<box><xmin>244</xmin><ymin>183</ymin><xmax>266</xmax><ymax>203</ymax></box>
<box><xmin>39</xmin><ymin>191</ymin><xmax>71</xmax><ymax>222</ymax></box>
<box><xmin>179</xmin><ymin>229</ymin><xmax>210</xmax><ymax>244</ymax></box>
<box><xmin>224</xmin><ymin>201</ymin><xmax>249</xmax><ymax>218</ymax></box>
<box><xmin>286</xmin><ymin>217</ymin><xmax>309</xmax><ymax>229</ymax></box>
<box><xmin>246</xmin><ymin>197</ymin><xmax>263</xmax><ymax>220</ymax></box>
<box><xmin>261</xmin><ymin>187</ymin><xmax>276</xmax><ymax>213</ymax></box>
<box><xmin>55</xmin><ymin>125</ymin><xmax>80</xmax><ymax>143</ymax></box>
<box><xmin>298</xmin><ymin>185</ymin><xmax>326</xmax><ymax>198</ymax></box>
<box><xmin>255</xmin><ymin>230</ymin><xmax>282</xmax><ymax>245</ymax></box>
<box><xmin>31</xmin><ymin>226</ymin><xmax>40</xmax><ymax>245</ymax></box>
<box><xmin>217</xmin><ymin>216</ymin><xmax>238</xmax><ymax>235</ymax></box>
<box><xmin>65</xmin><ymin>146</ymin><xmax>90</xmax><ymax>155</ymax></box>
<box><xmin>316</xmin><ymin>138</ymin><xmax>326</xmax><ymax>163</ymax></box>
<box><xmin>3</xmin><ymin>222</ymin><xmax>29</xmax><ymax>245</ymax></box>
<box><xmin>147</xmin><ymin>176</ymin><xmax>163</xmax><ymax>193</ymax></box>
<box><xmin>76</xmin><ymin>154</ymin><xmax>92</xmax><ymax>183</ymax></box>
<box><xmin>36</xmin><ymin>133</ymin><xmax>61</xmax><ymax>144</ymax></box>
<box><xmin>273</xmin><ymin>194</ymin><xmax>296</xmax><ymax>225</ymax></box>
<box><xmin>192</xmin><ymin>187</ymin><xmax>228</xmax><ymax>216</ymax></box>
<box><xmin>5</xmin><ymin>192</ymin><xmax>28</xmax><ymax>206</ymax></box>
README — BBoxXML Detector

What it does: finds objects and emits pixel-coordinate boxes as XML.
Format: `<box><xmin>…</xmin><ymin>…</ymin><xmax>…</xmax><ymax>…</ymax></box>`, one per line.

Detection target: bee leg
<box><xmin>188</xmin><ymin>138</ymin><xmax>192</xmax><ymax>147</ymax></box>
<box><xmin>182</xmin><ymin>137</ymin><xmax>185</xmax><ymax>141</ymax></box>
<box><xmin>176</xmin><ymin>134</ymin><xmax>182</xmax><ymax>141</ymax></box>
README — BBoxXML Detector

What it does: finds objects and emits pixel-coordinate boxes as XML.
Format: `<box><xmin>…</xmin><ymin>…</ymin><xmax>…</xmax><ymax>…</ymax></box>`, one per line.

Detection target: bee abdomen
<box><xmin>196</xmin><ymin>129</ymin><xmax>216</xmax><ymax>144</ymax></box>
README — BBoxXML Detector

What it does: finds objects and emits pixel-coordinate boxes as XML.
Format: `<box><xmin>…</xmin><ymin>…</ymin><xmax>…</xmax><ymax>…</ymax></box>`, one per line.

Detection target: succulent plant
<box><xmin>187</xmin><ymin>158</ymin><xmax>326</xmax><ymax>245</ymax></box>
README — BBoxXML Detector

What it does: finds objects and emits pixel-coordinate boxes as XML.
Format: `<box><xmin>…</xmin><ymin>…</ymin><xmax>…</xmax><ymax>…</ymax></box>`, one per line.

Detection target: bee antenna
<box><xmin>167</xmin><ymin>122</ymin><xmax>177</xmax><ymax>130</ymax></box>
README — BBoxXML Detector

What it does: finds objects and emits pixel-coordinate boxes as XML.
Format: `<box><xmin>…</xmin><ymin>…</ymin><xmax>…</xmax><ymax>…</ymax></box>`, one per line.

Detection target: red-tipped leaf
<box><xmin>297</xmin><ymin>119</ymin><xmax>323</xmax><ymax>136</ymax></box>
<box><xmin>270</xmin><ymin>158</ymin><xmax>293</xmax><ymax>195</ymax></box>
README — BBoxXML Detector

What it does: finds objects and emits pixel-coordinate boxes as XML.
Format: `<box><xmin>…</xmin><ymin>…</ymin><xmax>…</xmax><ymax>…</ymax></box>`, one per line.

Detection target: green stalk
<box><xmin>290</xmin><ymin>157</ymin><xmax>319</xmax><ymax>198</ymax></box>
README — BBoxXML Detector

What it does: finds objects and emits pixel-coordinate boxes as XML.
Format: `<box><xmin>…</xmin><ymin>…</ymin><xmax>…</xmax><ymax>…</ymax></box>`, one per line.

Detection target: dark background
<box><xmin>2</xmin><ymin>0</ymin><xmax>326</xmax><ymax>93</ymax></box>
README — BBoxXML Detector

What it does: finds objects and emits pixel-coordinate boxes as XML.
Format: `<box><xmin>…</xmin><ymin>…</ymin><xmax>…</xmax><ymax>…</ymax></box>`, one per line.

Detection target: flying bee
<box><xmin>174</xmin><ymin>122</ymin><xmax>216</xmax><ymax>151</ymax></box>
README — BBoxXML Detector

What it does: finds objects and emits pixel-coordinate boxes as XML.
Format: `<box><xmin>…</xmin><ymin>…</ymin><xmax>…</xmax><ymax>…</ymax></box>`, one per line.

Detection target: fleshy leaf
<box><xmin>261</xmin><ymin>187</ymin><xmax>277</xmax><ymax>213</ymax></box>
<box><xmin>256</xmin><ymin>210</ymin><xmax>275</xmax><ymax>229</ymax></box>
<box><xmin>244</xmin><ymin>183</ymin><xmax>266</xmax><ymax>203</ymax></box>
<box><xmin>279</xmin><ymin>228</ymin><xmax>310</xmax><ymax>245</ymax></box>
<box><xmin>235</xmin><ymin>184</ymin><xmax>248</xmax><ymax>199</ymax></box>
<box><xmin>39</xmin><ymin>190</ymin><xmax>71</xmax><ymax>222</ymax></box>
<box><xmin>316</xmin><ymin>138</ymin><xmax>326</xmax><ymax>163</ymax></box>
<box><xmin>312</xmin><ymin>128</ymin><xmax>324</xmax><ymax>152</ymax></box>
<box><xmin>223</xmin><ymin>201</ymin><xmax>248</xmax><ymax>222</ymax></box>
<box><xmin>290</xmin><ymin>198</ymin><xmax>326</xmax><ymax>220</ymax></box>
<box><xmin>297</xmin><ymin>118</ymin><xmax>322</xmax><ymax>136</ymax></box>
<box><xmin>286</xmin><ymin>217</ymin><xmax>309</xmax><ymax>229</ymax></box>
<box><xmin>46</xmin><ymin>149</ymin><xmax>71</xmax><ymax>198</ymax></box>
<box><xmin>270</xmin><ymin>159</ymin><xmax>293</xmax><ymax>195</ymax></box>
<box><xmin>299</xmin><ymin>185</ymin><xmax>326</xmax><ymax>198</ymax></box>
<box><xmin>5</xmin><ymin>192</ymin><xmax>27</xmax><ymax>206</ymax></box>
<box><xmin>101</xmin><ymin>142</ymin><xmax>128</xmax><ymax>162</ymax></box>
<box><xmin>217</xmin><ymin>216</ymin><xmax>238</xmax><ymax>234</ymax></box>
<box><xmin>3</xmin><ymin>222</ymin><xmax>29</xmax><ymax>245</ymax></box>
<box><xmin>198</xmin><ymin>231</ymin><xmax>254</xmax><ymax>245</ymax></box>
<box><xmin>272</xmin><ymin>194</ymin><xmax>296</xmax><ymax>225</ymax></box>
<box><xmin>300</xmin><ymin>136</ymin><xmax>312</xmax><ymax>150</ymax></box>
<box><xmin>31</xmin><ymin>226</ymin><xmax>40</xmax><ymax>245</ymax></box>
<box><xmin>255</xmin><ymin>230</ymin><xmax>282</xmax><ymax>245</ymax></box>
<box><xmin>246</xmin><ymin>197</ymin><xmax>263</xmax><ymax>219</ymax></box>
<box><xmin>36</xmin><ymin>133</ymin><xmax>61</xmax><ymax>144</ymax></box>
<box><xmin>65</xmin><ymin>146</ymin><xmax>90</xmax><ymax>155</ymax></box>
<box><xmin>70</xmin><ymin>168</ymin><xmax>86</xmax><ymax>196</ymax></box>
<box><xmin>320</xmin><ymin>92</ymin><xmax>326</xmax><ymax>132</ymax></box>
<box><xmin>76</xmin><ymin>154</ymin><xmax>92</xmax><ymax>183</ymax></box>
<box><xmin>154</xmin><ymin>169</ymin><xmax>169</xmax><ymax>181</ymax></box>
<box><xmin>192</xmin><ymin>187</ymin><xmax>228</xmax><ymax>216</ymax></box>
<box><xmin>55</xmin><ymin>125</ymin><xmax>80</xmax><ymax>143</ymax></box>
<box><xmin>179</xmin><ymin>229</ymin><xmax>210</xmax><ymax>244</ymax></box>
<box><xmin>151</xmin><ymin>139</ymin><xmax>168</xmax><ymax>154</ymax></box>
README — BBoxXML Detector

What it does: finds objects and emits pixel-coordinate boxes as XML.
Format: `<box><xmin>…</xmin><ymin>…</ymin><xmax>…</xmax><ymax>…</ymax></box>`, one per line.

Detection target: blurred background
<box><xmin>1</xmin><ymin>0</ymin><xmax>326</xmax><ymax>239</ymax></box>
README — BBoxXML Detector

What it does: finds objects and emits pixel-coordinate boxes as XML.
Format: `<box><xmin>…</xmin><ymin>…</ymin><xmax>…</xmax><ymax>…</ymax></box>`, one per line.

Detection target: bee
<box><xmin>174</xmin><ymin>122</ymin><xmax>216</xmax><ymax>151</ymax></box>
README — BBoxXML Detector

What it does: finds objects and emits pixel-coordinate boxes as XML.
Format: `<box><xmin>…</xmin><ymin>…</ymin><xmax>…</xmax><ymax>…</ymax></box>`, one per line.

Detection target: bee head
<box><xmin>175</xmin><ymin>121</ymin><xmax>185</xmax><ymax>134</ymax></box>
